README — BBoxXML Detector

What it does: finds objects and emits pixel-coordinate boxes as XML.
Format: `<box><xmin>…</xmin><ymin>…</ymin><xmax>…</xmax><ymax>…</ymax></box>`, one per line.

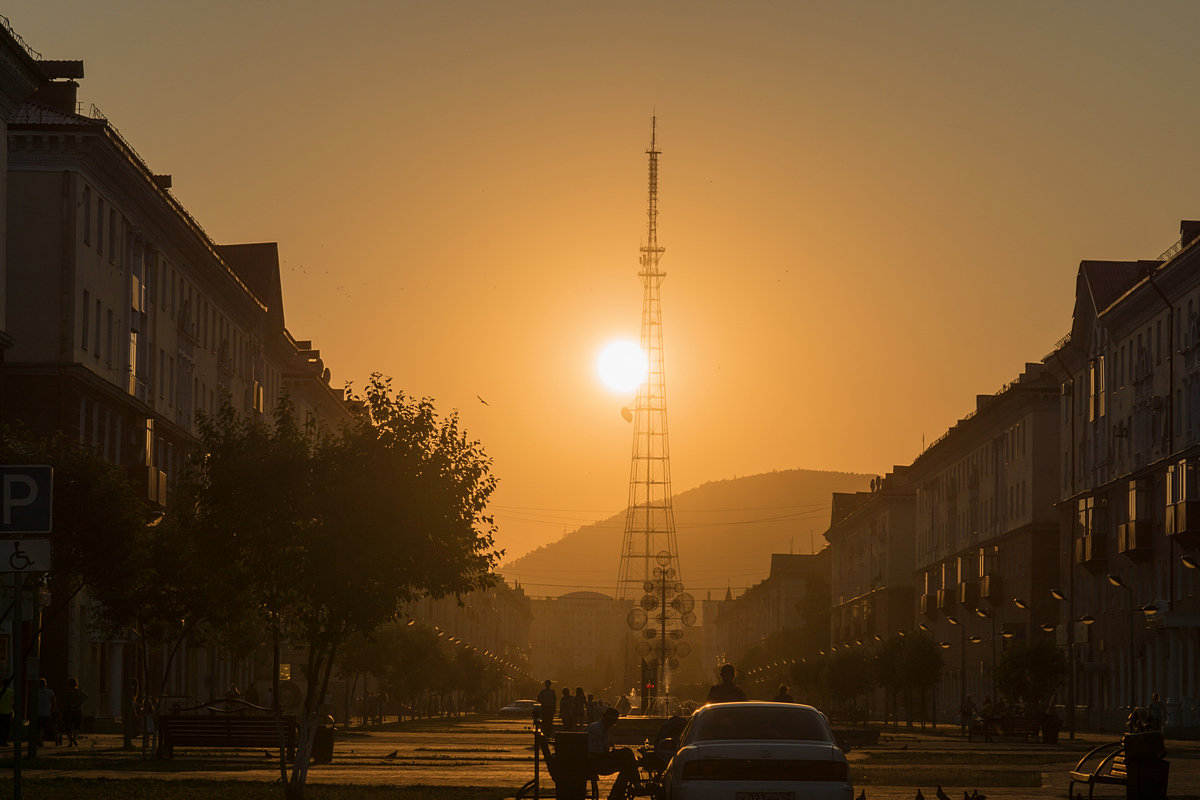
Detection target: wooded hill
<box><xmin>500</xmin><ymin>468</ymin><xmax>872</xmax><ymax>603</ymax></box>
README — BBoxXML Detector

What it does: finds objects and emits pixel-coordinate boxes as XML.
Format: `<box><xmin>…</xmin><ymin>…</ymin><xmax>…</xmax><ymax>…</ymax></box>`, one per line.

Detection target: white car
<box><xmin>499</xmin><ymin>699</ymin><xmax>539</xmax><ymax>717</ymax></box>
<box><xmin>663</xmin><ymin>701</ymin><xmax>853</xmax><ymax>800</ymax></box>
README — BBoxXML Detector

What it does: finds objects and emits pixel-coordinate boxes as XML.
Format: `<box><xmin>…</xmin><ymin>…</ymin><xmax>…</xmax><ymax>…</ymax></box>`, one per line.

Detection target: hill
<box><xmin>500</xmin><ymin>468</ymin><xmax>872</xmax><ymax>601</ymax></box>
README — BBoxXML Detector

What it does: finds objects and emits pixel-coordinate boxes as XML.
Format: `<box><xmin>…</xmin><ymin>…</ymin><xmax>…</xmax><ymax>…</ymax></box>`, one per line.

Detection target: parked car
<box><xmin>499</xmin><ymin>699</ymin><xmax>539</xmax><ymax>717</ymax></box>
<box><xmin>663</xmin><ymin>701</ymin><xmax>852</xmax><ymax>800</ymax></box>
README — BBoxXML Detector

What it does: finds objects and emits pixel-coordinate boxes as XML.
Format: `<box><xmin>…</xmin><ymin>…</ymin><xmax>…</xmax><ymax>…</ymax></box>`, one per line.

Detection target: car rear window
<box><xmin>685</xmin><ymin>706</ymin><xmax>833</xmax><ymax>743</ymax></box>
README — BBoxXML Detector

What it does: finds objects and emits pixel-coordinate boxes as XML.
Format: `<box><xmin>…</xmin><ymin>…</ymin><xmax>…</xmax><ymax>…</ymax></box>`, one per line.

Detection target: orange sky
<box><xmin>10</xmin><ymin>2</ymin><xmax>1200</xmax><ymax>574</ymax></box>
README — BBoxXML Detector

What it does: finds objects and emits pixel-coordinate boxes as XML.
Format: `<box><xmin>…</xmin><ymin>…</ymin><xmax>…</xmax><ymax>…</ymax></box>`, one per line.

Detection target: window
<box><xmin>158</xmin><ymin>349</ymin><xmax>166</xmax><ymax>398</ymax></box>
<box><xmin>82</xmin><ymin>186</ymin><xmax>91</xmax><ymax>244</ymax></box>
<box><xmin>96</xmin><ymin>198</ymin><xmax>104</xmax><ymax>254</ymax></box>
<box><xmin>94</xmin><ymin>299</ymin><xmax>101</xmax><ymax>358</ymax></box>
<box><xmin>1157</xmin><ymin>320</ymin><xmax>1163</xmax><ymax>364</ymax></box>
<box><xmin>105</xmin><ymin>308</ymin><xmax>113</xmax><ymax>365</ymax></box>
<box><xmin>1089</xmin><ymin>356</ymin><xmax>1106</xmax><ymax>421</ymax></box>
<box><xmin>108</xmin><ymin>209</ymin><xmax>117</xmax><ymax>262</ymax></box>
<box><xmin>82</xmin><ymin>291</ymin><xmax>90</xmax><ymax>350</ymax></box>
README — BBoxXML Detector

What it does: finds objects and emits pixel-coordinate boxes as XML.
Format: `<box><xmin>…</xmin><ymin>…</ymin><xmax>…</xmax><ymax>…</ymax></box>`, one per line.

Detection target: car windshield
<box><xmin>684</xmin><ymin>705</ymin><xmax>833</xmax><ymax>744</ymax></box>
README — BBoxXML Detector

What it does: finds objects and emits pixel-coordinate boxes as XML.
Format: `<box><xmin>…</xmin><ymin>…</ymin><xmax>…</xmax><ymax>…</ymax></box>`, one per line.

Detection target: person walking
<box><xmin>61</xmin><ymin>677</ymin><xmax>88</xmax><ymax>747</ymax></box>
<box><xmin>36</xmin><ymin>678</ymin><xmax>57</xmax><ymax>745</ymax></box>
<box><xmin>706</xmin><ymin>664</ymin><xmax>747</xmax><ymax>703</ymax></box>
<box><xmin>773</xmin><ymin>684</ymin><xmax>794</xmax><ymax>703</ymax></box>
<box><xmin>573</xmin><ymin>687</ymin><xmax>587</xmax><ymax>727</ymax></box>
<box><xmin>560</xmin><ymin>687</ymin><xmax>577</xmax><ymax>730</ymax></box>
<box><xmin>536</xmin><ymin>679</ymin><xmax>557</xmax><ymax>733</ymax></box>
<box><xmin>960</xmin><ymin>694</ymin><xmax>977</xmax><ymax>735</ymax></box>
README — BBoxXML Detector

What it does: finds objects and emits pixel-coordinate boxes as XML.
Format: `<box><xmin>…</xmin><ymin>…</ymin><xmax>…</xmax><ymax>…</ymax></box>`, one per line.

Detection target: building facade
<box><xmin>1050</xmin><ymin>223</ymin><xmax>1200</xmax><ymax>729</ymax></box>
<box><xmin>1</xmin><ymin>50</ymin><xmax>350</xmax><ymax>717</ymax></box>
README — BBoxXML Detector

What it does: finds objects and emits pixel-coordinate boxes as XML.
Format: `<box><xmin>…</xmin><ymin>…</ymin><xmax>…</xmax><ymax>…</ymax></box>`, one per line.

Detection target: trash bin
<box><xmin>1123</xmin><ymin>731</ymin><xmax>1169</xmax><ymax>800</ymax></box>
<box><xmin>312</xmin><ymin>725</ymin><xmax>335</xmax><ymax>764</ymax></box>
<box><xmin>553</xmin><ymin>731</ymin><xmax>589</xmax><ymax>800</ymax></box>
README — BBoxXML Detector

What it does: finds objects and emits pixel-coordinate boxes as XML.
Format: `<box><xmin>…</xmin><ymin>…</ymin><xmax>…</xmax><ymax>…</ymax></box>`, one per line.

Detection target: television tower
<box><xmin>617</xmin><ymin>118</ymin><xmax>695</xmax><ymax>709</ymax></box>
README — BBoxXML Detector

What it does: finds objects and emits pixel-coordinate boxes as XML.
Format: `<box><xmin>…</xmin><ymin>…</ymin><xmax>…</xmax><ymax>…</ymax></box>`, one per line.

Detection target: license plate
<box><xmin>736</xmin><ymin>794</ymin><xmax>794</xmax><ymax>800</ymax></box>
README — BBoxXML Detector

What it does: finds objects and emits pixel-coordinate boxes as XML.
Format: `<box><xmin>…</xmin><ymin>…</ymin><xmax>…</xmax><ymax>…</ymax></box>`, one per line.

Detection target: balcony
<box><xmin>125</xmin><ymin>464</ymin><xmax>167</xmax><ymax>507</ymax></box>
<box><xmin>957</xmin><ymin>581</ymin><xmax>979</xmax><ymax>609</ymax></box>
<box><xmin>1116</xmin><ymin>520</ymin><xmax>1152</xmax><ymax>557</ymax></box>
<box><xmin>1075</xmin><ymin>531</ymin><xmax>1105</xmax><ymax>569</ymax></box>
<box><xmin>980</xmin><ymin>574</ymin><xmax>1003</xmax><ymax>601</ymax></box>
<box><xmin>936</xmin><ymin>588</ymin><xmax>951</xmax><ymax>611</ymax></box>
<box><xmin>1166</xmin><ymin>501</ymin><xmax>1200</xmax><ymax>546</ymax></box>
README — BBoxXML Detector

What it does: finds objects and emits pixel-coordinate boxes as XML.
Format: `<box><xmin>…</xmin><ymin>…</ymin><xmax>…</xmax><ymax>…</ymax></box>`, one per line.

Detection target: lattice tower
<box><xmin>618</xmin><ymin>119</ymin><xmax>696</xmax><ymax>698</ymax></box>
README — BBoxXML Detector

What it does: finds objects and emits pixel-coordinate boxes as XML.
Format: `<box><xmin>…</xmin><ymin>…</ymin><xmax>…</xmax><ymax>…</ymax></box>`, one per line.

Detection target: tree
<box><xmin>873</xmin><ymin>635</ymin><xmax>907</xmax><ymax>728</ymax></box>
<box><xmin>190</xmin><ymin>376</ymin><xmax>500</xmax><ymax>799</ymax></box>
<box><xmin>996</xmin><ymin>637</ymin><xmax>1066</xmax><ymax>712</ymax></box>
<box><xmin>900</xmin><ymin>634</ymin><xmax>944</xmax><ymax>727</ymax></box>
<box><xmin>827</xmin><ymin>648</ymin><xmax>873</xmax><ymax>720</ymax></box>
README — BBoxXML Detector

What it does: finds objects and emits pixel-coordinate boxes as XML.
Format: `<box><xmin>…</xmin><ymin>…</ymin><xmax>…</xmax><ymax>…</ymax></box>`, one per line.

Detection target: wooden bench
<box><xmin>1068</xmin><ymin>741</ymin><xmax>1127</xmax><ymax>799</ymax></box>
<box><xmin>159</xmin><ymin>698</ymin><xmax>296</xmax><ymax>759</ymax></box>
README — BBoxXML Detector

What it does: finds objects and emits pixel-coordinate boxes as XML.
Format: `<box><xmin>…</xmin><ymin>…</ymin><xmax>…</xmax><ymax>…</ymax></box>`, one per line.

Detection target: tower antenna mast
<box><xmin>618</xmin><ymin>117</ymin><xmax>695</xmax><ymax>712</ymax></box>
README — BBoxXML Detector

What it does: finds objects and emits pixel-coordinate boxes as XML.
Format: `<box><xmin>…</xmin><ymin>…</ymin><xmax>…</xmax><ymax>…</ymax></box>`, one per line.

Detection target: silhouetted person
<box><xmin>61</xmin><ymin>677</ymin><xmax>88</xmax><ymax>747</ymax></box>
<box><xmin>536</xmin><ymin>679</ymin><xmax>557</xmax><ymax>733</ymax></box>
<box><xmin>960</xmin><ymin>694</ymin><xmax>976</xmax><ymax>734</ymax></box>
<box><xmin>706</xmin><ymin>664</ymin><xmax>747</xmax><ymax>703</ymax></box>
<box><xmin>573</xmin><ymin>687</ymin><xmax>587</xmax><ymax>725</ymax></box>
<box><xmin>1148</xmin><ymin>692</ymin><xmax>1165</xmax><ymax>731</ymax></box>
<box><xmin>773</xmin><ymin>684</ymin><xmax>794</xmax><ymax>702</ymax></box>
<box><xmin>588</xmin><ymin>706</ymin><xmax>640</xmax><ymax>799</ymax></box>
<box><xmin>560</xmin><ymin>687</ymin><xmax>577</xmax><ymax>729</ymax></box>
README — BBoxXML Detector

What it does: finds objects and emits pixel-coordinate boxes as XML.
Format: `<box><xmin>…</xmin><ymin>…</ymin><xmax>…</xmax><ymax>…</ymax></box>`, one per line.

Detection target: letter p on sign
<box><xmin>0</xmin><ymin>466</ymin><xmax>52</xmax><ymax>534</ymax></box>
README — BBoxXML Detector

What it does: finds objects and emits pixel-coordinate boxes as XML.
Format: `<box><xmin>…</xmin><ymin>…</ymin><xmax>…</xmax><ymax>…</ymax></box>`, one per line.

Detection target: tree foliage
<box><xmin>995</xmin><ymin>637</ymin><xmax>1066</xmax><ymax>711</ymax></box>
<box><xmin>188</xmin><ymin>375</ymin><xmax>500</xmax><ymax>799</ymax></box>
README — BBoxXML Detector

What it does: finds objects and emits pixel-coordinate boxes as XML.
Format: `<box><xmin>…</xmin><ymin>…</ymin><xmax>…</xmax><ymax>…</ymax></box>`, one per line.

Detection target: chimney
<box><xmin>153</xmin><ymin>175</ymin><xmax>172</xmax><ymax>190</ymax></box>
<box><xmin>1181</xmin><ymin>220</ymin><xmax>1200</xmax><ymax>248</ymax></box>
<box><xmin>34</xmin><ymin>80</ymin><xmax>79</xmax><ymax>114</ymax></box>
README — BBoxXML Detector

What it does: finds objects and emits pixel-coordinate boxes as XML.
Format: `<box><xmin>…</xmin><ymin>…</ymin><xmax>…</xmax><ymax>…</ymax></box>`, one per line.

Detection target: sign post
<box><xmin>1</xmin><ymin>465</ymin><xmax>52</xmax><ymax>800</ymax></box>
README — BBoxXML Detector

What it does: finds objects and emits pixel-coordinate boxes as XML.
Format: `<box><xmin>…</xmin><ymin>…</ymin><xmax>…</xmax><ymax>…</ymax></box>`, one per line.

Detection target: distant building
<box><xmin>908</xmin><ymin>363</ymin><xmax>1061</xmax><ymax>718</ymax></box>
<box><xmin>527</xmin><ymin>591</ymin><xmax>631</xmax><ymax>696</ymax></box>
<box><xmin>712</xmin><ymin>552</ymin><xmax>830</xmax><ymax>684</ymax></box>
<box><xmin>824</xmin><ymin>468</ymin><xmax>915</xmax><ymax>650</ymax></box>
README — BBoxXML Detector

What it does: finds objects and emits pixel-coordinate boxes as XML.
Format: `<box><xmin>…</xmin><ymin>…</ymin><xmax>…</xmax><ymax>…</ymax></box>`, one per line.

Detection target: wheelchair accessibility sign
<box><xmin>2</xmin><ymin>539</ymin><xmax>51</xmax><ymax>573</ymax></box>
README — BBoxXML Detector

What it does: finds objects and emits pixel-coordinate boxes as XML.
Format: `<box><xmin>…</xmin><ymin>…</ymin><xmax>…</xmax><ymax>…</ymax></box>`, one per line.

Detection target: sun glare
<box><xmin>597</xmin><ymin>340</ymin><xmax>648</xmax><ymax>393</ymax></box>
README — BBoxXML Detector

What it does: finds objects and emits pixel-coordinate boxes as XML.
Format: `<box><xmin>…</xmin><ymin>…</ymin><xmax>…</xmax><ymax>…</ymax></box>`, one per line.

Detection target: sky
<box><xmin>9</xmin><ymin>1</ymin><xmax>1200</xmax><ymax>569</ymax></box>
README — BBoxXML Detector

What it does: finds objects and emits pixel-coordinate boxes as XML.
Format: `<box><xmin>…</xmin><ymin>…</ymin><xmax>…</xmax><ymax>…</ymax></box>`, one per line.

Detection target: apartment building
<box><xmin>1050</xmin><ymin>222</ymin><xmax>1200</xmax><ymax>729</ymax></box>
<box><xmin>908</xmin><ymin>364</ymin><xmax>1061</xmax><ymax>717</ymax></box>
<box><xmin>825</xmin><ymin>468</ymin><xmax>916</xmax><ymax>649</ymax></box>
<box><xmin>0</xmin><ymin>55</ymin><xmax>350</xmax><ymax>715</ymax></box>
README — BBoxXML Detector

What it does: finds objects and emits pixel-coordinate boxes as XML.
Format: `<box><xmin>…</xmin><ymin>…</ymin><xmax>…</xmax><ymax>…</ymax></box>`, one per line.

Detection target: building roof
<box><xmin>218</xmin><ymin>243</ymin><xmax>284</xmax><ymax>331</ymax></box>
<box><xmin>10</xmin><ymin>98</ymin><xmax>96</xmax><ymax>128</ymax></box>
<box><xmin>1079</xmin><ymin>260</ymin><xmax>1146</xmax><ymax>315</ymax></box>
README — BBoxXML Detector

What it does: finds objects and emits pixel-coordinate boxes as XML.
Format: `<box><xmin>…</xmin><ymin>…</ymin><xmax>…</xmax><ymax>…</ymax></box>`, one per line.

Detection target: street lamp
<box><xmin>1107</xmin><ymin>574</ymin><xmax>1136</xmax><ymax>710</ymax></box>
<box><xmin>947</xmin><ymin>615</ymin><xmax>968</xmax><ymax>713</ymax></box>
<box><xmin>975</xmin><ymin>607</ymin><xmax>999</xmax><ymax>700</ymax></box>
<box><xmin>1051</xmin><ymin>588</ymin><xmax>1079</xmax><ymax>741</ymax></box>
<box><xmin>1183</xmin><ymin>555</ymin><xmax>1199</xmax><ymax>571</ymax></box>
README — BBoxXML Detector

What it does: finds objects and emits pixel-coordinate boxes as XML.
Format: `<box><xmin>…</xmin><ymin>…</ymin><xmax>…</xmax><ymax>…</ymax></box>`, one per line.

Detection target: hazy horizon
<box><xmin>9</xmin><ymin>1</ymin><xmax>1200</xmax><ymax>562</ymax></box>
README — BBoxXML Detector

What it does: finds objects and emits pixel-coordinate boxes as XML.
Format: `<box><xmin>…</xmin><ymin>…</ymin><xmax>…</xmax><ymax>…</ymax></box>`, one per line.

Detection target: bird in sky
<box><xmin>477</xmin><ymin>395</ymin><xmax>489</xmax><ymax>406</ymax></box>
<box><xmin>383</xmin><ymin>749</ymin><xmax>398</xmax><ymax>759</ymax></box>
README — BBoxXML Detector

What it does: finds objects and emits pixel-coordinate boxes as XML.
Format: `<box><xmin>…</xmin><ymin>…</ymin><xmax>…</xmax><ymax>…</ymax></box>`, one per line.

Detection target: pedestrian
<box><xmin>536</xmin><ymin>679</ymin><xmax>557</xmax><ymax>733</ymax></box>
<box><xmin>706</xmin><ymin>664</ymin><xmax>747</xmax><ymax>703</ymax></box>
<box><xmin>960</xmin><ymin>694</ymin><xmax>977</xmax><ymax>734</ymax></box>
<box><xmin>36</xmin><ymin>678</ymin><xmax>57</xmax><ymax>745</ymax></box>
<box><xmin>573</xmin><ymin>687</ymin><xmax>587</xmax><ymax>725</ymax></box>
<box><xmin>1148</xmin><ymin>692</ymin><xmax>1166</xmax><ymax>731</ymax></box>
<box><xmin>773</xmin><ymin>684</ymin><xmax>794</xmax><ymax>703</ymax></box>
<box><xmin>61</xmin><ymin>677</ymin><xmax>88</xmax><ymax>747</ymax></box>
<box><xmin>560</xmin><ymin>687</ymin><xmax>577</xmax><ymax>729</ymax></box>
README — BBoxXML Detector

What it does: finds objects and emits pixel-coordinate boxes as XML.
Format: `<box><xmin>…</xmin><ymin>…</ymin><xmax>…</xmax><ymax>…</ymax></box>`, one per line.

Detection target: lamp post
<box><xmin>947</xmin><ymin>615</ymin><xmax>967</xmax><ymax>719</ymax></box>
<box><xmin>1050</xmin><ymin>587</ymin><xmax>1077</xmax><ymax>741</ymax></box>
<box><xmin>975</xmin><ymin>607</ymin><xmax>998</xmax><ymax>700</ymax></box>
<box><xmin>1107</xmin><ymin>574</ymin><xmax>1136</xmax><ymax>711</ymax></box>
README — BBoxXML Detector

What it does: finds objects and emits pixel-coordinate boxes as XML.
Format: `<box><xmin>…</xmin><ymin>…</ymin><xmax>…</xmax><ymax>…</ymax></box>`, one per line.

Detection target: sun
<box><xmin>596</xmin><ymin>340</ymin><xmax>648</xmax><ymax>393</ymax></box>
